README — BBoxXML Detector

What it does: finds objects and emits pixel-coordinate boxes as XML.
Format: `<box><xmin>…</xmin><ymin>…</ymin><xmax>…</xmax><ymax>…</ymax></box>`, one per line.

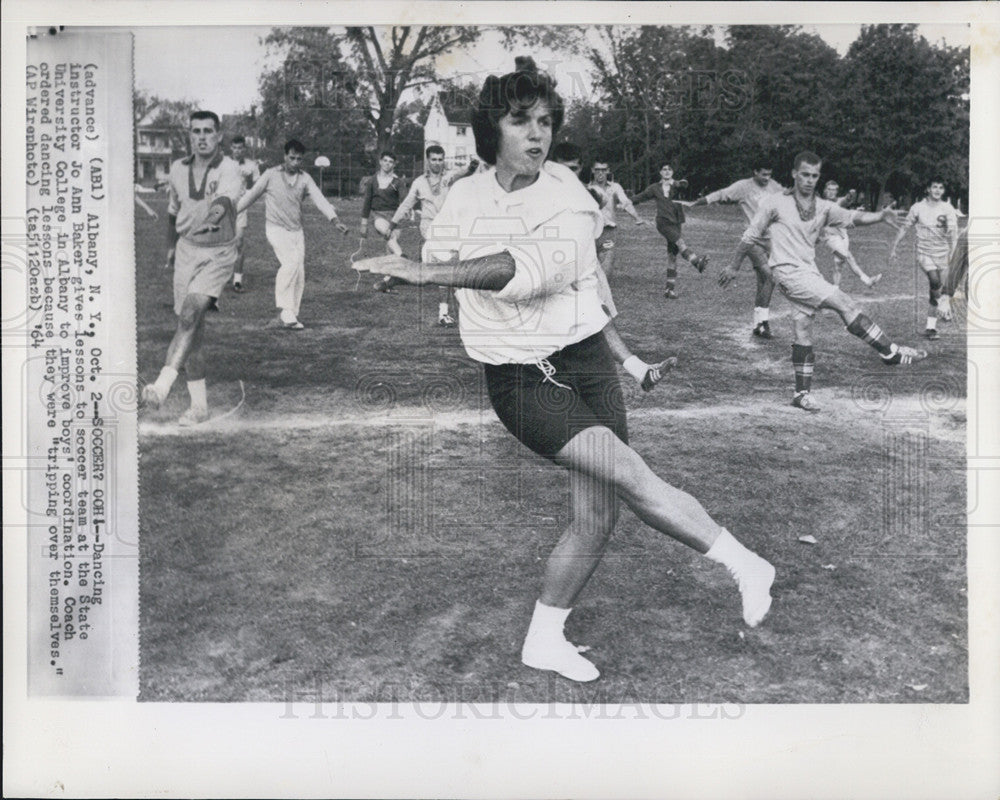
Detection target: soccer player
<box><xmin>552</xmin><ymin>143</ymin><xmax>676</xmax><ymax>391</ymax></box>
<box><xmin>689</xmin><ymin>162</ymin><xmax>784</xmax><ymax>338</ymax></box>
<box><xmin>820</xmin><ymin>180</ymin><xmax>882</xmax><ymax>290</ymax></box>
<box><xmin>358</xmin><ymin>57</ymin><xmax>776</xmax><ymax>682</ymax></box>
<box><xmin>362</xmin><ymin>151</ymin><xmax>407</xmax><ymax>292</ymax></box>
<box><xmin>587</xmin><ymin>160</ymin><xmax>645</xmax><ymax>276</ymax></box>
<box><xmin>631</xmin><ymin>163</ymin><xmax>708</xmax><ymax>299</ymax></box>
<box><xmin>229</xmin><ymin>135</ymin><xmax>261</xmax><ymax>293</ymax></box>
<box><xmin>236</xmin><ymin>139</ymin><xmax>349</xmax><ymax>330</ymax></box>
<box><xmin>889</xmin><ymin>177</ymin><xmax>959</xmax><ymax>340</ymax></box>
<box><xmin>728</xmin><ymin>151</ymin><xmax>927</xmax><ymax>413</ymax></box>
<box><xmin>387</xmin><ymin>144</ymin><xmax>459</xmax><ymax>326</ymax></box>
<box><xmin>141</xmin><ymin>111</ymin><xmax>244</xmax><ymax>425</ymax></box>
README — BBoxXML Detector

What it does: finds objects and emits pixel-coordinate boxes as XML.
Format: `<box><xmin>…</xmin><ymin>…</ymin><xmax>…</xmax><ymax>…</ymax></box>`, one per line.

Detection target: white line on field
<box><xmin>139</xmin><ymin>393</ymin><xmax>964</xmax><ymax>443</ymax></box>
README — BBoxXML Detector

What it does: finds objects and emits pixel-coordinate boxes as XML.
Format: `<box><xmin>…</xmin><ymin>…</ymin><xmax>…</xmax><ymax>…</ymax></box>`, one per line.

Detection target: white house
<box><xmin>423</xmin><ymin>91</ymin><xmax>476</xmax><ymax>169</ymax></box>
<box><xmin>135</xmin><ymin>106</ymin><xmax>176</xmax><ymax>185</ymax></box>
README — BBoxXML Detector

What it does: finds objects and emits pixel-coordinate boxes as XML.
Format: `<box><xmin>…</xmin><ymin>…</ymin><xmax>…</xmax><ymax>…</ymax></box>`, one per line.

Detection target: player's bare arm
<box><xmin>355</xmin><ymin>251</ymin><xmax>515</xmax><ymax>290</ymax></box>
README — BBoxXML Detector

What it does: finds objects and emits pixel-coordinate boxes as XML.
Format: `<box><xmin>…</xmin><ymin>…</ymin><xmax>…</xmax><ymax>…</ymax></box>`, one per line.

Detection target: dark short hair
<box><xmin>189</xmin><ymin>110</ymin><xmax>221</xmax><ymax>130</ymax></box>
<box><xmin>472</xmin><ymin>56</ymin><xmax>565</xmax><ymax>166</ymax></box>
<box><xmin>551</xmin><ymin>142</ymin><xmax>582</xmax><ymax>164</ymax></box>
<box><xmin>927</xmin><ymin>176</ymin><xmax>946</xmax><ymax>187</ymax></box>
<box><xmin>380</xmin><ymin>151</ymin><xmax>396</xmax><ymax>160</ymax></box>
<box><xmin>751</xmin><ymin>160</ymin><xmax>772</xmax><ymax>173</ymax></box>
<box><xmin>231</xmin><ymin>135</ymin><xmax>246</xmax><ymax>146</ymax></box>
<box><xmin>793</xmin><ymin>151</ymin><xmax>822</xmax><ymax>170</ymax></box>
<box><xmin>425</xmin><ymin>144</ymin><xmax>445</xmax><ymax>158</ymax></box>
<box><xmin>824</xmin><ymin>179</ymin><xmax>839</xmax><ymax>190</ymax></box>
<box><xmin>284</xmin><ymin>139</ymin><xmax>306</xmax><ymax>155</ymax></box>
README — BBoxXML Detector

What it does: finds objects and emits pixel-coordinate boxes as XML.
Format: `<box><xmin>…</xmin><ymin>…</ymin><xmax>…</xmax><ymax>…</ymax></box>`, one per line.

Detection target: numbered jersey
<box><xmin>904</xmin><ymin>199</ymin><xmax>958</xmax><ymax>262</ymax></box>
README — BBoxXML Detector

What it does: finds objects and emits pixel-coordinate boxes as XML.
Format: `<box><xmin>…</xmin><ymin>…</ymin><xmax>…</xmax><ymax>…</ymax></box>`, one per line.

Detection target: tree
<box><xmin>133</xmin><ymin>89</ymin><xmax>199</xmax><ymax>156</ymax></box>
<box><xmin>838</xmin><ymin>24</ymin><xmax>969</xmax><ymax>207</ymax></box>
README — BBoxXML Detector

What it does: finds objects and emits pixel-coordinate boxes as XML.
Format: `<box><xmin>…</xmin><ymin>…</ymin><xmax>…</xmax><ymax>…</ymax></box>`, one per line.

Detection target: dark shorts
<box><xmin>483</xmin><ymin>333</ymin><xmax>629</xmax><ymax>460</ymax></box>
<box><xmin>656</xmin><ymin>216</ymin><xmax>682</xmax><ymax>255</ymax></box>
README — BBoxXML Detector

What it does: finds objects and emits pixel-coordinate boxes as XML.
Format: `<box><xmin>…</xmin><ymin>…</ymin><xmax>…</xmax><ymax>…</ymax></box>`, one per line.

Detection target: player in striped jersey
<box><xmin>732</xmin><ymin>152</ymin><xmax>927</xmax><ymax>412</ymax></box>
<box><xmin>889</xmin><ymin>177</ymin><xmax>959</xmax><ymax>339</ymax></box>
<box><xmin>690</xmin><ymin>162</ymin><xmax>783</xmax><ymax>338</ymax></box>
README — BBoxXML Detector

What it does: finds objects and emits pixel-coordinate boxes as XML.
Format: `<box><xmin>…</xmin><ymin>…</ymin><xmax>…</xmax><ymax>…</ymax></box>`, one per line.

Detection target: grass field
<box><xmin>137</xmin><ymin>192</ymin><xmax>967</xmax><ymax>703</ymax></box>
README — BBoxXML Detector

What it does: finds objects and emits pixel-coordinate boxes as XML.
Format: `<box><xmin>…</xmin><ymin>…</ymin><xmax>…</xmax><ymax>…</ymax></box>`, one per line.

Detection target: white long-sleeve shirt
<box><xmin>237</xmin><ymin>166</ymin><xmax>339</xmax><ymax>231</ymax></box>
<box><xmin>422</xmin><ymin>162</ymin><xmax>608</xmax><ymax>365</ymax></box>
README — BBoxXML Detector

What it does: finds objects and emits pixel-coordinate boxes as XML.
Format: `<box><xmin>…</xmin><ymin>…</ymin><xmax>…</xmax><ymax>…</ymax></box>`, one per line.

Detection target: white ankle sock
<box><xmin>233</xmin><ymin>273</ymin><xmax>243</xmax><ymax>283</ymax></box>
<box><xmin>622</xmin><ymin>355</ymin><xmax>649</xmax><ymax>382</ymax></box>
<box><xmin>153</xmin><ymin>366</ymin><xmax>179</xmax><ymax>398</ymax></box>
<box><xmin>926</xmin><ymin>316</ymin><xmax>937</xmax><ymax>330</ymax></box>
<box><xmin>187</xmin><ymin>379</ymin><xmax>207</xmax><ymax>410</ymax></box>
<box><xmin>526</xmin><ymin>600</ymin><xmax>571</xmax><ymax>641</ymax></box>
<box><xmin>705</xmin><ymin>528</ymin><xmax>757</xmax><ymax>572</ymax></box>
<box><xmin>438</xmin><ymin>302</ymin><xmax>449</xmax><ymax>316</ymax></box>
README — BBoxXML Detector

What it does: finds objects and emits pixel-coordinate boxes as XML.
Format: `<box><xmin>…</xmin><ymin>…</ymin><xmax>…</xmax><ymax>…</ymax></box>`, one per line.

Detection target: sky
<box><xmin>133</xmin><ymin>22</ymin><xmax>972</xmax><ymax>115</ymax></box>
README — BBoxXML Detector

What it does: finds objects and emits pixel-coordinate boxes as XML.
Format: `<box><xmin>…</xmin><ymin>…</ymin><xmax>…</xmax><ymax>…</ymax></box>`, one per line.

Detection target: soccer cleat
<box><xmin>881</xmin><ymin>345</ymin><xmax>928</xmax><ymax>366</ymax></box>
<box><xmin>521</xmin><ymin>636</ymin><xmax>600</xmax><ymax>682</ymax></box>
<box><xmin>284</xmin><ymin>319</ymin><xmax>305</xmax><ymax>330</ymax></box>
<box><xmin>731</xmin><ymin>557</ymin><xmax>776</xmax><ymax>628</ymax></box>
<box><xmin>140</xmin><ymin>384</ymin><xmax>164</xmax><ymax>410</ymax></box>
<box><xmin>791</xmin><ymin>390</ymin><xmax>821</xmax><ymax>413</ymax></box>
<box><xmin>373</xmin><ymin>278</ymin><xmax>392</xmax><ymax>293</ymax></box>
<box><xmin>924</xmin><ymin>328</ymin><xmax>940</xmax><ymax>340</ymax></box>
<box><xmin>752</xmin><ymin>321</ymin><xmax>773</xmax><ymax>339</ymax></box>
<box><xmin>233</xmin><ymin>280</ymin><xmax>245</xmax><ymax>293</ymax></box>
<box><xmin>438</xmin><ymin>313</ymin><xmax>456</xmax><ymax>328</ymax></box>
<box><xmin>178</xmin><ymin>406</ymin><xmax>210</xmax><ymax>427</ymax></box>
<box><xmin>691</xmin><ymin>254</ymin><xmax>709</xmax><ymax>273</ymax></box>
<box><xmin>641</xmin><ymin>356</ymin><xmax>678</xmax><ymax>391</ymax></box>
<box><xmin>663</xmin><ymin>288</ymin><xmax>678</xmax><ymax>300</ymax></box>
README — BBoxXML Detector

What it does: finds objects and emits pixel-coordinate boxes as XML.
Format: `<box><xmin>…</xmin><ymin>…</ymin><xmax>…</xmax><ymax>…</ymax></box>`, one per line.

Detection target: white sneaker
<box><xmin>178</xmin><ymin>406</ymin><xmax>210</xmax><ymax>427</ymax></box>
<box><xmin>521</xmin><ymin>636</ymin><xmax>600</xmax><ymax>682</ymax></box>
<box><xmin>732</xmin><ymin>557</ymin><xmax>776</xmax><ymax>627</ymax></box>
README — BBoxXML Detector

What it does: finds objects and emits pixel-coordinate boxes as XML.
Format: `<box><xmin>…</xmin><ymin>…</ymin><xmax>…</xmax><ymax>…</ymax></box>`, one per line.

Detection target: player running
<box><xmin>820</xmin><ymin>180</ymin><xmax>882</xmax><ymax>290</ymax></box>
<box><xmin>236</xmin><ymin>139</ymin><xmax>349</xmax><ymax>330</ymax></box>
<box><xmin>889</xmin><ymin>177</ymin><xmax>959</xmax><ymax>340</ymax></box>
<box><xmin>229</xmin><ymin>135</ymin><xmax>261</xmax><ymax>293</ymax></box>
<box><xmin>141</xmin><ymin>111</ymin><xmax>244</xmax><ymax>425</ymax></box>
<box><xmin>552</xmin><ymin>142</ymin><xmax>676</xmax><ymax>392</ymax></box>
<box><xmin>362</xmin><ymin>151</ymin><xmax>408</xmax><ymax>292</ymax></box>
<box><xmin>631</xmin><ymin>163</ymin><xmax>708</xmax><ymax>299</ymax></box>
<box><xmin>387</xmin><ymin>144</ymin><xmax>459</xmax><ymax>326</ymax></box>
<box><xmin>728</xmin><ymin>151</ymin><xmax>927</xmax><ymax>413</ymax></box>
<box><xmin>689</xmin><ymin>162</ymin><xmax>783</xmax><ymax>338</ymax></box>
<box><xmin>587</xmin><ymin>160</ymin><xmax>645</xmax><ymax>276</ymax></box>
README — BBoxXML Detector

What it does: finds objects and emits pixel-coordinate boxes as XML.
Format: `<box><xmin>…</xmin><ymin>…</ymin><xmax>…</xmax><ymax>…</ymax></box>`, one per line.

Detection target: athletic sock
<box><xmin>846</xmin><ymin>313</ymin><xmax>893</xmax><ymax>356</ymax></box>
<box><xmin>152</xmin><ymin>366</ymin><xmax>179</xmax><ymax>399</ymax></box>
<box><xmin>705</xmin><ymin>528</ymin><xmax>775</xmax><ymax>628</ymax></box>
<box><xmin>187</xmin><ymin>378</ymin><xmax>208</xmax><ymax>411</ymax></box>
<box><xmin>679</xmin><ymin>246</ymin><xmax>698</xmax><ymax>263</ymax></box>
<box><xmin>791</xmin><ymin>344</ymin><xmax>814</xmax><ymax>393</ymax></box>
<box><xmin>926</xmin><ymin>315</ymin><xmax>938</xmax><ymax>330</ymax></box>
<box><xmin>665</xmin><ymin>266</ymin><xmax>678</xmax><ymax>293</ymax></box>
<box><xmin>622</xmin><ymin>355</ymin><xmax>650</xmax><ymax>383</ymax></box>
<box><xmin>758</xmin><ymin>307</ymin><xmax>769</xmax><ymax>323</ymax></box>
<box><xmin>233</xmin><ymin>272</ymin><xmax>243</xmax><ymax>283</ymax></box>
<box><xmin>525</xmin><ymin>600</ymin><xmax>572</xmax><ymax>643</ymax></box>
<box><xmin>438</xmin><ymin>302</ymin><xmax>449</xmax><ymax>317</ymax></box>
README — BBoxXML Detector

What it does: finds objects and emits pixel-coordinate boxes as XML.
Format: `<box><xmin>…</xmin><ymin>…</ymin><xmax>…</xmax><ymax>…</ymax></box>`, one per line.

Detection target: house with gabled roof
<box><xmin>423</xmin><ymin>90</ymin><xmax>476</xmax><ymax>170</ymax></box>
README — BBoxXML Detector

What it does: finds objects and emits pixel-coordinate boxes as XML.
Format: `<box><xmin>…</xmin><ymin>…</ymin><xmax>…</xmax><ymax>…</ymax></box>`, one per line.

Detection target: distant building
<box><xmin>423</xmin><ymin>91</ymin><xmax>476</xmax><ymax>170</ymax></box>
<box><xmin>135</xmin><ymin>106</ymin><xmax>177</xmax><ymax>185</ymax></box>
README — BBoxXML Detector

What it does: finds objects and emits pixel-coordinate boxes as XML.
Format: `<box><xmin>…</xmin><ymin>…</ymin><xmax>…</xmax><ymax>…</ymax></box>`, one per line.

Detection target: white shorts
<box><xmin>772</xmin><ymin>263</ymin><xmax>838</xmax><ymax>319</ymax></box>
<box><xmin>917</xmin><ymin>252</ymin><xmax>948</xmax><ymax>274</ymax></box>
<box><xmin>823</xmin><ymin>228</ymin><xmax>851</xmax><ymax>258</ymax></box>
<box><xmin>173</xmin><ymin>237</ymin><xmax>237</xmax><ymax>314</ymax></box>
